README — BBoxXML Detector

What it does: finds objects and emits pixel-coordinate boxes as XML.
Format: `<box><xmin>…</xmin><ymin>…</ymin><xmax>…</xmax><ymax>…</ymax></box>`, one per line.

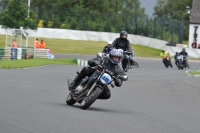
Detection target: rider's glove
<box><xmin>97</xmin><ymin>65</ymin><xmax>105</xmax><ymax>71</ymax></box>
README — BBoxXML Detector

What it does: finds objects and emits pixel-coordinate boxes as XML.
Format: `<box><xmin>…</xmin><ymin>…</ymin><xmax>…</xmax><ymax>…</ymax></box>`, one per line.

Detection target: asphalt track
<box><xmin>0</xmin><ymin>55</ymin><xmax>200</xmax><ymax>133</ymax></box>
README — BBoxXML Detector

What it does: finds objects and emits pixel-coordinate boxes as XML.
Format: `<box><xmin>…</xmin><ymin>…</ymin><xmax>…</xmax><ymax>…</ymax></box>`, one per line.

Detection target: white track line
<box><xmin>185</xmin><ymin>70</ymin><xmax>191</xmax><ymax>77</ymax></box>
<box><xmin>22</xmin><ymin>65</ymin><xmax>51</xmax><ymax>69</ymax></box>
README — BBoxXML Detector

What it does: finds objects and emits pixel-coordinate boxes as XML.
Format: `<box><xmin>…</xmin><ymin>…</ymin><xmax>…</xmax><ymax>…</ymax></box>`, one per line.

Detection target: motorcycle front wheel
<box><xmin>66</xmin><ymin>92</ymin><xmax>76</xmax><ymax>105</ymax></box>
<box><xmin>81</xmin><ymin>87</ymin><xmax>102</xmax><ymax>110</ymax></box>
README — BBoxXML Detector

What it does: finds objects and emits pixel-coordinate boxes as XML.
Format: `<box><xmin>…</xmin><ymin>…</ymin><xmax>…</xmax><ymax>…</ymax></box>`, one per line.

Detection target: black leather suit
<box><xmin>72</xmin><ymin>56</ymin><xmax>125</xmax><ymax>99</ymax></box>
<box><xmin>112</xmin><ymin>38</ymin><xmax>132</xmax><ymax>70</ymax></box>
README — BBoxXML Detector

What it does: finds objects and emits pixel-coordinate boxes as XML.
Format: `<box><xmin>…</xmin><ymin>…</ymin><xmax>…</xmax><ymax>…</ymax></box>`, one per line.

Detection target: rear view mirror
<box><xmin>97</xmin><ymin>52</ymin><xmax>103</xmax><ymax>58</ymax></box>
<box><xmin>97</xmin><ymin>52</ymin><xmax>104</xmax><ymax>64</ymax></box>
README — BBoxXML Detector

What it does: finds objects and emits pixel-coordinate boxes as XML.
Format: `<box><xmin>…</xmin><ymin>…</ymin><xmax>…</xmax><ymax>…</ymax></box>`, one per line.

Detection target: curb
<box><xmin>74</xmin><ymin>58</ymin><xmax>88</xmax><ymax>66</ymax></box>
<box><xmin>185</xmin><ymin>70</ymin><xmax>200</xmax><ymax>77</ymax></box>
<box><xmin>185</xmin><ymin>70</ymin><xmax>192</xmax><ymax>77</ymax></box>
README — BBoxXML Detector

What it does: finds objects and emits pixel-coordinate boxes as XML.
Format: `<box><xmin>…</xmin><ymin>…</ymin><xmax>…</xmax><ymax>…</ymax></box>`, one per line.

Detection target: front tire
<box><xmin>81</xmin><ymin>87</ymin><xmax>102</xmax><ymax>110</ymax></box>
<box><xmin>66</xmin><ymin>92</ymin><xmax>76</xmax><ymax>105</ymax></box>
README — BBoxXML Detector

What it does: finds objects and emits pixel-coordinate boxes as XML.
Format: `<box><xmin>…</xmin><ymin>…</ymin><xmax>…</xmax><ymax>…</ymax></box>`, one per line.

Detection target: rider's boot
<box><xmin>122</xmin><ymin>62</ymin><xmax>128</xmax><ymax>72</ymax></box>
<box><xmin>129</xmin><ymin>59</ymin><xmax>134</xmax><ymax>68</ymax></box>
<box><xmin>122</xmin><ymin>66</ymin><xmax>127</xmax><ymax>72</ymax></box>
<box><xmin>69</xmin><ymin>81</ymin><xmax>78</xmax><ymax>91</ymax></box>
<box><xmin>69</xmin><ymin>74</ymin><xmax>82</xmax><ymax>91</ymax></box>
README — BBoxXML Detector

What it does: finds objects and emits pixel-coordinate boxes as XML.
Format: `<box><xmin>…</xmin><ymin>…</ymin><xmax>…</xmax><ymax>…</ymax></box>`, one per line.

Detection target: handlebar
<box><xmin>123</xmin><ymin>51</ymin><xmax>132</xmax><ymax>54</ymax></box>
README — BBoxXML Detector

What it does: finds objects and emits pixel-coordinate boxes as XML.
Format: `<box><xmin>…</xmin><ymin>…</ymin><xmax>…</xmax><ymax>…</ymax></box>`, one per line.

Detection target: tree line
<box><xmin>0</xmin><ymin>0</ymin><xmax>193</xmax><ymax>42</ymax></box>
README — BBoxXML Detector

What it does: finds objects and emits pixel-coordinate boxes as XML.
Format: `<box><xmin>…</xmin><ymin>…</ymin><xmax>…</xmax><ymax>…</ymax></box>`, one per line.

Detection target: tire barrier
<box><xmin>74</xmin><ymin>59</ymin><xmax>88</xmax><ymax>66</ymax></box>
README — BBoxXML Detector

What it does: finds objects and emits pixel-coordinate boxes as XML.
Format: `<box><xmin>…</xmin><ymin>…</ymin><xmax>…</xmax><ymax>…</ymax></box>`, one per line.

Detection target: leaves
<box><xmin>27</xmin><ymin>0</ymin><xmax>145</xmax><ymax>32</ymax></box>
<box><xmin>154</xmin><ymin>0</ymin><xmax>192</xmax><ymax>20</ymax></box>
<box><xmin>0</xmin><ymin>0</ymin><xmax>37</xmax><ymax>29</ymax></box>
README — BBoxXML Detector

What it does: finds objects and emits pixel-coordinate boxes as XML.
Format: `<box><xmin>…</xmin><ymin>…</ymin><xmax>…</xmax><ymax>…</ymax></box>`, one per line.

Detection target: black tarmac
<box><xmin>0</xmin><ymin>55</ymin><xmax>200</xmax><ymax>133</ymax></box>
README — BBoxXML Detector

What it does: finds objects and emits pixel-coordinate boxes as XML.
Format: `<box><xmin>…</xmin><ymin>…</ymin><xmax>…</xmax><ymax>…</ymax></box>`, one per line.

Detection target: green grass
<box><xmin>131</xmin><ymin>44</ymin><xmax>161</xmax><ymax>58</ymax></box>
<box><xmin>0</xmin><ymin>58</ymin><xmax>76</xmax><ymax>69</ymax></box>
<box><xmin>0</xmin><ymin>35</ymin><xmax>5</xmax><ymax>47</ymax></box>
<box><xmin>189</xmin><ymin>70</ymin><xmax>200</xmax><ymax>76</ymax></box>
<box><xmin>0</xmin><ymin>35</ymin><xmax>162</xmax><ymax>57</ymax></box>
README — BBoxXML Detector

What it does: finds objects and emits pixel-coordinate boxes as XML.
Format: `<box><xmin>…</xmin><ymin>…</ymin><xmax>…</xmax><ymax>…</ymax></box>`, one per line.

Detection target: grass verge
<box><xmin>189</xmin><ymin>70</ymin><xmax>200</xmax><ymax>76</ymax></box>
<box><xmin>0</xmin><ymin>35</ymin><xmax>198</xmax><ymax>60</ymax></box>
<box><xmin>0</xmin><ymin>58</ymin><xmax>76</xmax><ymax>69</ymax></box>
<box><xmin>0</xmin><ymin>35</ymin><xmax>161</xmax><ymax>57</ymax></box>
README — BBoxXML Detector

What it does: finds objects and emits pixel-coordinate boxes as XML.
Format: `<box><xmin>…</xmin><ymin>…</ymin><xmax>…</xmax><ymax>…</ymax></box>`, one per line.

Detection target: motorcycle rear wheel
<box><xmin>132</xmin><ymin>61</ymin><xmax>139</xmax><ymax>68</ymax></box>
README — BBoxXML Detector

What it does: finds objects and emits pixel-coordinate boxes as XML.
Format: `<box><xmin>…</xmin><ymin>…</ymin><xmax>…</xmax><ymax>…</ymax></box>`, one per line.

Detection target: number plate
<box><xmin>100</xmin><ymin>73</ymin><xmax>112</xmax><ymax>85</ymax></box>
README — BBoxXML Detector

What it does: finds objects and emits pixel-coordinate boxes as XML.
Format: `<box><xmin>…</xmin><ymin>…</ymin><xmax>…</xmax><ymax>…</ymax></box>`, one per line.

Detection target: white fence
<box><xmin>1</xmin><ymin>25</ymin><xmax>200</xmax><ymax>58</ymax></box>
<box><xmin>0</xmin><ymin>47</ymin><xmax>50</xmax><ymax>60</ymax></box>
<box><xmin>34</xmin><ymin>49</ymin><xmax>49</xmax><ymax>58</ymax></box>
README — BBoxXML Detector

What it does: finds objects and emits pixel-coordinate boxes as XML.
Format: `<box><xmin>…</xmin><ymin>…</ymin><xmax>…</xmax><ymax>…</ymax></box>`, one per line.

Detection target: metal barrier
<box><xmin>34</xmin><ymin>49</ymin><xmax>49</xmax><ymax>58</ymax></box>
<box><xmin>0</xmin><ymin>48</ymin><xmax>49</xmax><ymax>60</ymax></box>
<box><xmin>0</xmin><ymin>48</ymin><xmax>12</xmax><ymax>60</ymax></box>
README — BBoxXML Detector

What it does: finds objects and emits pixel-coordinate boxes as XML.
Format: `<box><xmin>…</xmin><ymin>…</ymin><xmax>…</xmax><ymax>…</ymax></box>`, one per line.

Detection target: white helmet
<box><xmin>108</xmin><ymin>41</ymin><xmax>112</xmax><ymax>44</ymax></box>
<box><xmin>107</xmin><ymin>41</ymin><xmax>113</xmax><ymax>48</ymax></box>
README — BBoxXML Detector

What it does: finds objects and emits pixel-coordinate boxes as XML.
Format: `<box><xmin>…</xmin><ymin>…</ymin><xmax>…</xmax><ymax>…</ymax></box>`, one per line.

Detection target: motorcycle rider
<box><xmin>179</xmin><ymin>48</ymin><xmax>189</xmax><ymax>67</ymax></box>
<box><xmin>160</xmin><ymin>49</ymin><xmax>170</xmax><ymax>67</ymax></box>
<box><xmin>174</xmin><ymin>51</ymin><xmax>179</xmax><ymax>65</ymax></box>
<box><xmin>102</xmin><ymin>41</ymin><xmax>113</xmax><ymax>55</ymax></box>
<box><xmin>179</xmin><ymin>48</ymin><xmax>188</xmax><ymax>57</ymax></box>
<box><xmin>112</xmin><ymin>31</ymin><xmax>133</xmax><ymax>72</ymax></box>
<box><xmin>69</xmin><ymin>48</ymin><xmax>126</xmax><ymax>99</ymax></box>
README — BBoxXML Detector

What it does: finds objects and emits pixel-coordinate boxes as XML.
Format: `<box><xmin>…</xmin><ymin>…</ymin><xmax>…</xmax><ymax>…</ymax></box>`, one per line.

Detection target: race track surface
<box><xmin>0</xmin><ymin>55</ymin><xmax>200</xmax><ymax>133</ymax></box>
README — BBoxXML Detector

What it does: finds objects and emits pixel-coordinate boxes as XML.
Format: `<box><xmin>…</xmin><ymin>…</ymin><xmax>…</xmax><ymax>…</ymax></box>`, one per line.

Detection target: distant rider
<box><xmin>160</xmin><ymin>49</ymin><xmax>170</xmax><ymax>67</ymax></box>
<box><xmin>102</xmin><ymin>41</ymin><xmax>113</xmax><ymax>55</ymax></box>
<box><xmin>174</xmin><ymin>52</ymin><xmax>179</xmax><ymax>65</ymax></box>
<box><xmin>179</xmin><ymin>48</ymin><xmax>189</xmax><ymax>67</ymax></box>
<box><xmin>112</xmin><ymin>31</ymin><xmax>132</xmax><ymax>72</ymax></box>
<box><xmin>69</xmin><ymin>48</ymin><xmax>126</xmax><ymax>100</ymax></box>
<box><xmin>179</xmin><ymin>48</ymin><xmax>188</xmax><ymax>57</ymax></box>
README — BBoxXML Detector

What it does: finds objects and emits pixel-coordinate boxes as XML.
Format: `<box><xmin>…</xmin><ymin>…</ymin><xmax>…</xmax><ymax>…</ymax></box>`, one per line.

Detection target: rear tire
<box><xmin>81</xmin><ymin>87</ymin><xmax>102</xmax><ymax>110</ymax></box>
<box><xmin>181</xmin><ymin>66</ymin><xmax>183</xmax><ymax>70</ymax></box>
<box><xmin>132</xmin><ymin>61</ymin><xmax>139</xmax><ymax>68</ymax></box>
<box><xmin>170</xmin><ymin>63</ymin><xmax>173</xmax><ymax>68</ymax></box>
<box><xmin>66</xmin><ymin>92</ymin><xmax>76</xmax><ymax>105</ymax></box>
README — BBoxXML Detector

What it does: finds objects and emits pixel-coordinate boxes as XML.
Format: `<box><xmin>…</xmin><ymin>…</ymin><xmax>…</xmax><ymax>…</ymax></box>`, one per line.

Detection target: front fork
<box><xmin>86</xmin><ymin>72</ymin><xmax>101</xmax><ymax>96</ymax></box>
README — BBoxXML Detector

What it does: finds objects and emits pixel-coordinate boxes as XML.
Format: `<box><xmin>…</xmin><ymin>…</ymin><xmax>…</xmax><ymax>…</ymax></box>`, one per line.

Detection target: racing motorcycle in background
<box><xmin>176</xmin><ymin>55</ymin><xmax>190</xmax><ymax>70</ymax></box>
<box><xmin>124</xmin><ymin>51</ymin><xmax>139</xmax><ymax>71</ymax></box>
<box><xmin>163</xmin><ymin>56</ymin><xmax>173</xmax><ymax>68</ymax></box>
<box><xmin>66</xmin><ymin>53</ymin><xmax>128</xmax><ymax>110</ymax></box>
<box><xmin>102</xmin><ymin>50</ymin><xmax>139</xmax><ymax>71</ymax></box>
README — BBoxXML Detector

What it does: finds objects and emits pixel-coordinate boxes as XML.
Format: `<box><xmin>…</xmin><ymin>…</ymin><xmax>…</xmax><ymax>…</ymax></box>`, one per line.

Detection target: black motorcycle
<box><xmin>66</xmin><ymin>53</ymin><xmax>128</xmax><ymax>110</ymax></box>
<box><xmin>176</xmin><ymin>55</ymin><xmax>189</xmax><ymax>70</ymax></box>
<box><xmin>127</xmin><ymin>60</ymin><xmax>139</xmax><ymax>69</ymax></box>
<box><xmin>123</xmin><ymin>51</ymin><xmax>139</xmax><ymax>72</ymax></box>
<box><xmin>163</xmin><ymin>56</ymin><xmax>173</xmax><ymax>68</ymax></box>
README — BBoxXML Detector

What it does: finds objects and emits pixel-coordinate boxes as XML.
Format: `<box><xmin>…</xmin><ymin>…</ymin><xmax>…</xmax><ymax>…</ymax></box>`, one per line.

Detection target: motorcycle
<box><xmin>66</xmin><ymin>53</ymin><xmax>128</xmax><ymax>110</ymax></box>
<box><xmin>123</xmin><ymin>51</ymin><xmax>139</xmax><ymax>71</ymax></box>
<box><xmin>176</xmin><ymin>55</ymin><xmax>189</xmax><ymax>70</ymax></box>
<box><xmin>163</xmin><ymin>56</ymin><xmax>173</xmax><ymax>68</ymax></box>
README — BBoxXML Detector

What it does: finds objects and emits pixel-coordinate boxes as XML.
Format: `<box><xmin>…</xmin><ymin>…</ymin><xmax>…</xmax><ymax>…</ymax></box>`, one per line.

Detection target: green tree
<box><xmin>153</xmin><ymin>0</ymin><xmax>192</xmax><ymax>41</ymax></box>
<box><xmin>154</xmin><ymin>0</ymin><xmax>192</xmax><ymax>20</ymax></box>
<box><xmin>0</xmin><ymin>0</ymin><xmax>9</xmax><ymax>12</ymax></box>
<box><xmin>30</xmin><ymin>0</ymin><xmax>54</xmax><ymax>19</ymax></box>
<box><xmin>0</xmin><ymin>0</ymin><xmax>37</xmax><ymax>29</ymax></box>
